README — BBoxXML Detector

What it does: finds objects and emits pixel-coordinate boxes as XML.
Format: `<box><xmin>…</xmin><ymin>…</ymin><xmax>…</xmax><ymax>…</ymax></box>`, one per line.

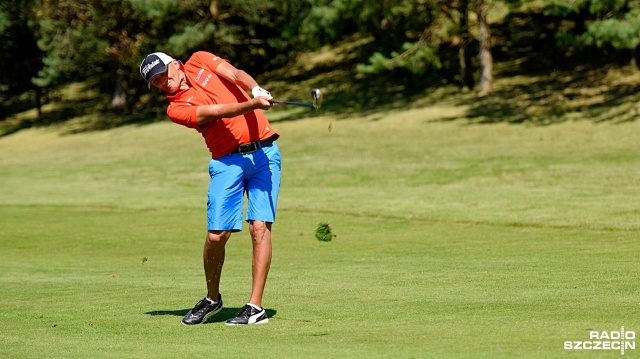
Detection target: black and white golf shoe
<box><xmin>225</xmin><ymin>303</ymin><xmax>269</xmax><ymax>325</ymax></box>
<box><xmin>181</xmin><ymin>295</ymin><xmax>223</xmax><ymax>325</ymax></box>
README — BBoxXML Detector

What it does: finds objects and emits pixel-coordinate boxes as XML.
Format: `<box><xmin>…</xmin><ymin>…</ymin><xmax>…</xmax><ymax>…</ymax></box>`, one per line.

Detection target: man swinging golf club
<box><xmin>140</xmin><ymin>51</ymin><xmax>279</xmax><ymax>325</ymax></box>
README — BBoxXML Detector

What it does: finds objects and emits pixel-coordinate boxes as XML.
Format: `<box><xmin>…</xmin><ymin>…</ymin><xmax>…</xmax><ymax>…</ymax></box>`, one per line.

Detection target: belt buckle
<box><xmin>237</xmin><ymin>142</ymin><xmax>258</xmax><ymax>154</ymax></box>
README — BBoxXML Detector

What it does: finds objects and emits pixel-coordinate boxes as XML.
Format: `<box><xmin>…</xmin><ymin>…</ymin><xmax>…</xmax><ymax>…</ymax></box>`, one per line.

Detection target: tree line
<box><xmin>1</xmin><ymin>0</ymin><xmax>639</xmax><ymax>119</ymax></box>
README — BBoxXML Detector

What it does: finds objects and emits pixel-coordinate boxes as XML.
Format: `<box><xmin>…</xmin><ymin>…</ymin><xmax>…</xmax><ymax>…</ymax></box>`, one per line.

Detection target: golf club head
<box><xmin>311</xmin><ymin>88</ymin><xmax>323</xmax><ymax>110</ymax></box>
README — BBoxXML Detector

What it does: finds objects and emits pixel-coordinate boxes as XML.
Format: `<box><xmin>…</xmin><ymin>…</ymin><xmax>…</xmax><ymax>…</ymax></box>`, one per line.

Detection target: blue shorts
<box><xmin>207</xmin><ymin>142</ymin><xmax>281</xmax><ymax>231</ymax></box>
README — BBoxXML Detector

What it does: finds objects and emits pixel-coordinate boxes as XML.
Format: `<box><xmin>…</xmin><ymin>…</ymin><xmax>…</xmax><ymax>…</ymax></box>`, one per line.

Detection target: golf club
<box><xmin>269</xmin><ymin>88</ymin><xmax>323</xmax><ymax>110</ymax></box>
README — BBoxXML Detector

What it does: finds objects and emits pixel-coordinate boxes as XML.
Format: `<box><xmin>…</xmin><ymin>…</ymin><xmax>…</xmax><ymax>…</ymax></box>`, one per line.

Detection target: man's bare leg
<box><xmin>248</xmin><ymin>220</ymin><xmax>272</xmax><ymax>307</ymax></box>
<box><xmin>203</xmin><ymin>230</ymin><xmax>231</xmax><ymax>302</ymax></box>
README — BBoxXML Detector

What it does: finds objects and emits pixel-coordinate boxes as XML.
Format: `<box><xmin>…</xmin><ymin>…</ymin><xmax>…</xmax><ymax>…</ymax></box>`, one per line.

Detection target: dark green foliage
<box><xmin>300</xmin><ymin>0</ymin><xmax>443</xmax><ymax>74</ymax></box>
<box><xmin>543</xmin><ymin>0</ymin><xmax>640</xmax><ymax>53</ymax></box>
<box><xmin>582</xmin><ymin>8</ymin><xmax>640</xmax><ymax>50</ymax></box>
<box><xmin>2</xmin><ymin>0</ymin><xmax>640</xmax><ymax>127</ymax></box>
<box><xmin>0</xmin><ymin>0</ymin><xmax>42</xmax><ymax>96</ymax></box>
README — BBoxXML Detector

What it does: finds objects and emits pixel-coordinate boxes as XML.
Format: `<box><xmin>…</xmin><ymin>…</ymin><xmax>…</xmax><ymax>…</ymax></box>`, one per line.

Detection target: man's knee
<box><xmin>249</xmin><ymin>221</ymin><xmax>271</xmax><ymax>241</ymax></box>
<box><xmin>206</xmin><ymin>230</ymin><xmax>230</xmax><ymax>245</ymax></box>
<box><xmin>249</xmin><ymin>220</ymin><xmax>271</xmax><ymax>229</ymax></box>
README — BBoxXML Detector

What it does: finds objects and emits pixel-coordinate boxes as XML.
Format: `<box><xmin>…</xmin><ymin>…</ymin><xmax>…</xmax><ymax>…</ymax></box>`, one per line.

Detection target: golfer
<box><xmin>139</xmin><ymin>51</ymin><xmax>280</xmax><ymax>325</ymax></box>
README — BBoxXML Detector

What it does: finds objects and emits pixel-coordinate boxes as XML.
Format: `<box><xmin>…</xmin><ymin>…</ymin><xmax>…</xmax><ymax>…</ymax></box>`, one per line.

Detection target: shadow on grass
<box><xmin>0</xmin><ymin>81</ymin><xmax>166</xmax><ymax>137</ymax></box>
<box><xmin>145</xmin><ymin>307</ymin><xmax>278</xmax><ymax>324</ymax></box>
<box><xmin>449</xmin><ymin>64</ymin><xmax>640</xmax><ymax>126</ymax></box>
<box><xmin>284</xmin><ymin>63</ymin><xmax>640</xmax><ymax>126</ymax></box>
<box><xmin>263</xmin><ymin>40</ymin><xmax>640</xmax><ymax>126</ymax></box>
<box><xmin>3</xmin><ymin>38</ymin><xmax>639</xmax><ymax>136</ymax></box>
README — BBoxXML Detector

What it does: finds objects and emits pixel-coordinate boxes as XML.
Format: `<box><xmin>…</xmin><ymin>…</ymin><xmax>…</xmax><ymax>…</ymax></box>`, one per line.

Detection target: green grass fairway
<box><xmin>1</xmin><ymin>108</ymin><xmax>639</xmax><ymax>358</ymax></box>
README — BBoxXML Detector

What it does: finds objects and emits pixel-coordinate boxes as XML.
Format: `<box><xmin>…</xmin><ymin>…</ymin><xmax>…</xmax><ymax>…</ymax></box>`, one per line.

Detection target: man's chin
<box><xmin>164</xmin><ymin>86</ymin><xmax>180</xmax><ymax>94</ymax></box>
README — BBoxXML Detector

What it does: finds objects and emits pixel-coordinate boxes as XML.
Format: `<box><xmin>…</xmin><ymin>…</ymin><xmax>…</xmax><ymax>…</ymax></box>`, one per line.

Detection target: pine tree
<box><xmin>0</xmin><ymin>0</ymin><xmax>43</xmax><ymax>118</ymax></box>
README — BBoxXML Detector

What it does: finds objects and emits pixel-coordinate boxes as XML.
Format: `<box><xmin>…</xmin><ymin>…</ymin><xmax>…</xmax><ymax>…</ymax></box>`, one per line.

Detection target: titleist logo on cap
<box><xmin>141</xmin><ymin>59</ymin><xmax>160</xmax><ymax>76</ymax></box>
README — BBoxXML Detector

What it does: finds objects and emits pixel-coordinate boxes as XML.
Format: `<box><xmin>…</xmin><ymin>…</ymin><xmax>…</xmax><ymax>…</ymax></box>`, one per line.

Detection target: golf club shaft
<box><xmin>269</xmin><ymin>99</ymin><xmax>315</xmax><ymax>108</ymax></box>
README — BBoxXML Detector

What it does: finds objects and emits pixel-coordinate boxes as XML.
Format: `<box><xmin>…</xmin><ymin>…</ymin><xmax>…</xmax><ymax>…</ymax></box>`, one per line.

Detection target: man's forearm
<box><xmin>214</xmin><ymin>62</ymin><xmax>259</xmax><ymax>91</ymax></box>
<box><xmin>234</xmin><ymin>69</ymin><xmax>259</xmax><ymax>91</ymax></box>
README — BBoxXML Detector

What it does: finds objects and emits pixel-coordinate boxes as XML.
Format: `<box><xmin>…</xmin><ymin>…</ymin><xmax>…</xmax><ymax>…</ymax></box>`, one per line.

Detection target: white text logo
<box><xmin>141</xmin><ymin>59</ymin><xmax>160</xmax><ymax>76</ymax></box>
<box><xmin>201</xmin><ymin>74</ymin><xmax>212</xmax><ymax>87</ymax></box>
<box><xmin>195</xmin><ymin>68</ymin><xmax>204</xmax><ymax>81</ymax></box>
<box><xmin>564</xmin><ymin>327</ymin><xmax>635</xmax><ymax>355</ymax></box>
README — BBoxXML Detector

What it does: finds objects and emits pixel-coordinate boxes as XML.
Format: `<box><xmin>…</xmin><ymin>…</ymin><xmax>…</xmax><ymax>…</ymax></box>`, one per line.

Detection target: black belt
<box><xmin>231</xmin><ymin>136</ymin><xmax>277</xmax><ymax>155</ymax></box>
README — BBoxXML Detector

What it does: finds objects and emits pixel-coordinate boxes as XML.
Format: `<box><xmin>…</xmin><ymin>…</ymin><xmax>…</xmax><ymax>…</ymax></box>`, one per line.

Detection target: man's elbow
<box><xmin>196</xmin><ymin>114</ymin><xmax>219</xmax><ymax>126</ymax></box>
<box><xmin>195</xmin><ymin>107</ymin><xmax>220</xmax><ymax>126</ymax></box>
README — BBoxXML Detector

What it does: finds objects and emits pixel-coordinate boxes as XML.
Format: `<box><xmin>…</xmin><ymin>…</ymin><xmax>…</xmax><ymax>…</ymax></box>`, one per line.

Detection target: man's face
<box><xmin>150</xmin><ymin>60</ymin><xmax>184</xmax><ymax>93</ymax></box>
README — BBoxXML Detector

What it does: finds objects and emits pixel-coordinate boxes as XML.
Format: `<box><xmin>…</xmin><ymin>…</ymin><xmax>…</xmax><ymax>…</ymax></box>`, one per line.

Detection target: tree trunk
<box><xmin>35</xmin><ymin>86</ymin><xmax>42</xmax><ymax>122</ymax></box>
<box><xmin>459</xmin><ymin>0</ymin><xmax>475</xmax><ymax>90</ymax></box>
<box><xmin>111</xmin><ymin>69</ymin><xmax>126</xmax><ymax>112</ymax></box>
<box><xmin>210</xmin><ymin>0</ymin><xmax>218</xmax><ymax>18</ymax></box>
<box><xmin>476</xmin><ymin>0</ymin><xmax>493</xmax><ymax>96</ymax></box>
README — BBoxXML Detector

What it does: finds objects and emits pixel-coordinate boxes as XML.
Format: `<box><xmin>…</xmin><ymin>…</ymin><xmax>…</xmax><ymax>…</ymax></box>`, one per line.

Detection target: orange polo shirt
<box><xmin>164</xmin><ymin>51</ymin><xmax>278</xmax><ymax>159</ymax></box>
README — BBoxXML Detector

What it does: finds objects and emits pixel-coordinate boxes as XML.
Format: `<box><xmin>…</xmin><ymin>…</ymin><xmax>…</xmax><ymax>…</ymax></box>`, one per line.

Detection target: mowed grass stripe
<box><xmin>1</xmin><ymin>204</ymin><xmax>638</xmax><ymax>358</ymax></box>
